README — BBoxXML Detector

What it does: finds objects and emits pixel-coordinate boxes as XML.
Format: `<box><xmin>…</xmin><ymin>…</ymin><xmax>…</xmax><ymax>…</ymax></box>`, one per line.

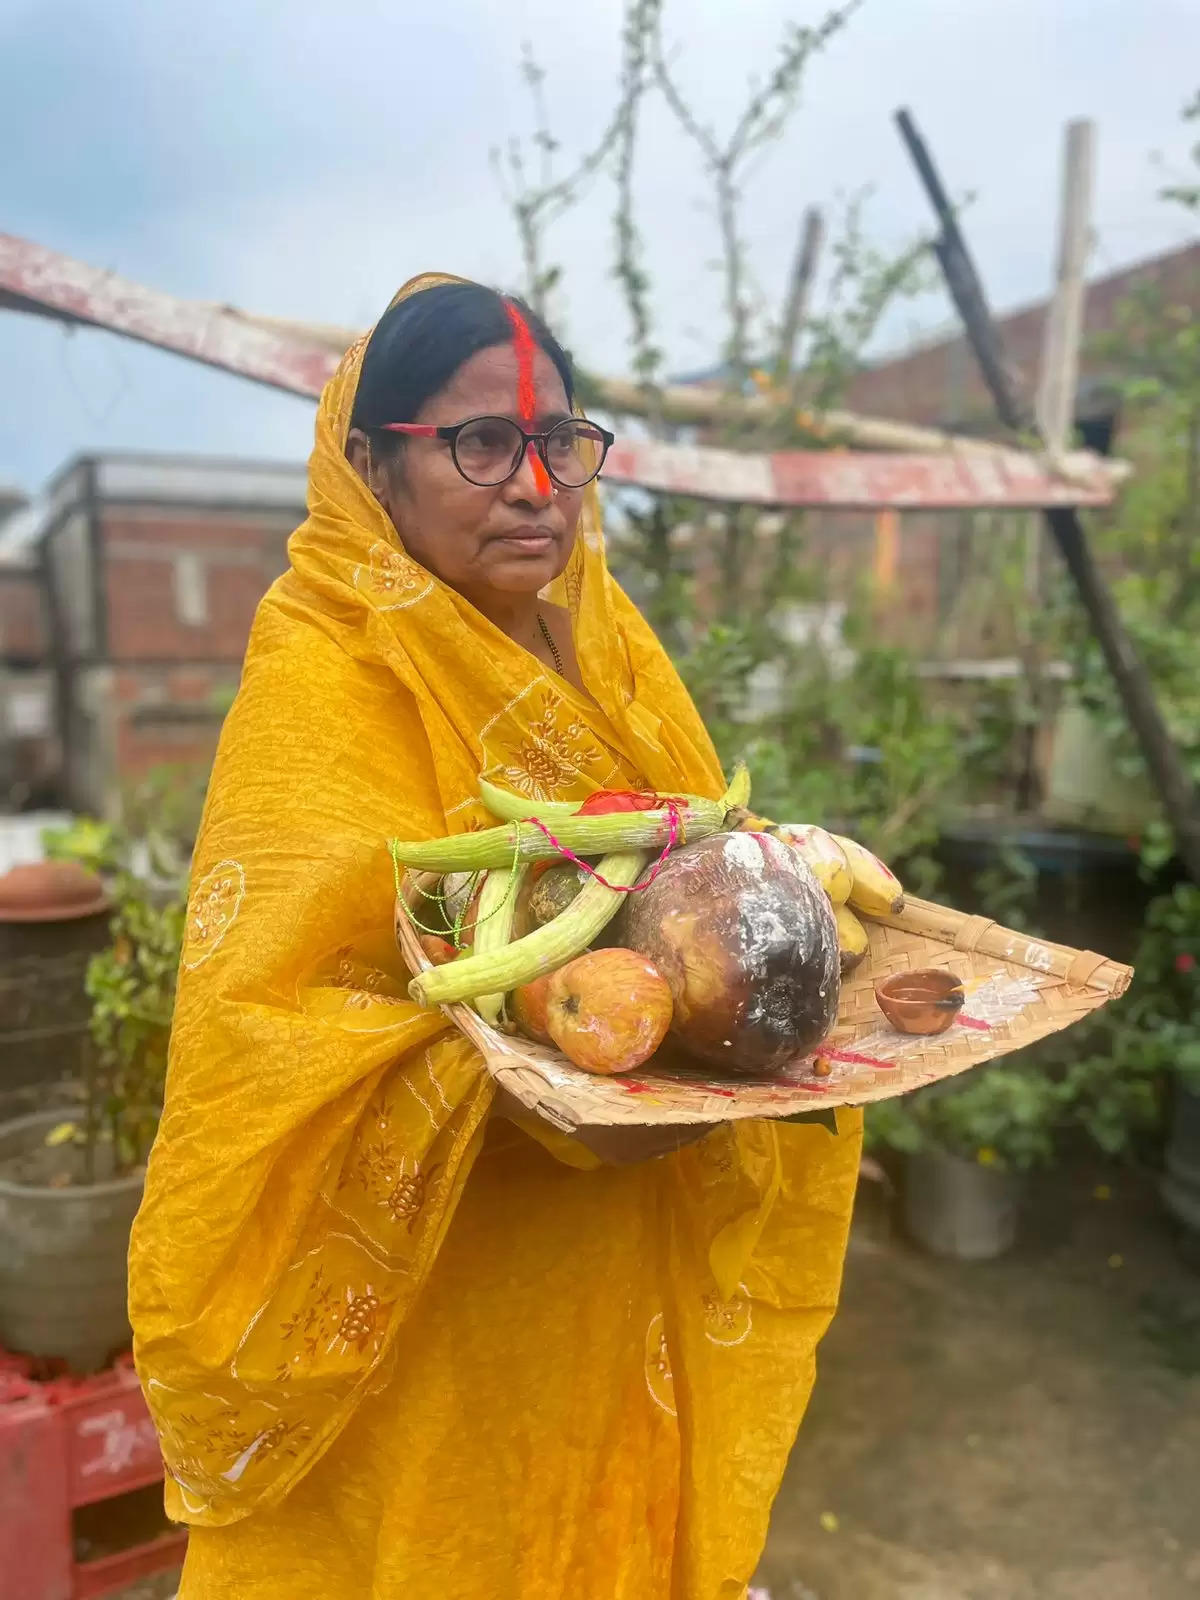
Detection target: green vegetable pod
<box><xmin>477</xmin><ymin>779</ymin><xmax>583</xmax><ymax>824</ymax></box>
<box><xmin>391</xmin><ymin>801</ymin><xmax>727</xmax><ymax>874</ymax></box>
<box><xmin>470</xmin><ymin>863</ymin><xmax>529</xmax><ymax>1025</ymax></box>
<box><xmin>409</xmin><ymin>850</ymin><xmax>646</xmax><ymax>1007</ymax></box>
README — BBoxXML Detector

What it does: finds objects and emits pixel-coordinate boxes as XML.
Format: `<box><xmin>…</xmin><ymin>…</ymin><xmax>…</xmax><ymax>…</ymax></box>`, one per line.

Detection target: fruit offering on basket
<box><xmin>770</xmin><ymin>822</ymin><xmax>903</xmax><ymax>969</ymax></box>
<box><xmin>831</xmin><ymin>902</ymin><xmax>870</xmax><ymax>974</ymax></box>
<box><xmin>418</xmin><ymin>933</ymin><xmax>459</xmax><ymax>967</ymax></box>
<box><xmin>613</xmin><ymin>831</ymin><xmax>840</xmax><ymax>1075</ymax></box>
<box><xmin>773</xmin><ymin>823</ymin><xmax>853</xmax><ymax>904</ymax></box>
<box><xmin>392</xmin><ymin>764</ymin><xmax>907</xmax><ymax>1079</ymax></box>
<box><xmin>542</xmin><ymin>949</ymin><xmax>674</xmax><ymax>1076</ymax></box>
<box><xmin>513</xmin><ymin>860</ymin><xmax>588</xmax><ymax>937</ymax></box>
<box><xmin>509</xmin><ymin>973</ymin><xmax>554</xmax><ymax>1046</ymax></box>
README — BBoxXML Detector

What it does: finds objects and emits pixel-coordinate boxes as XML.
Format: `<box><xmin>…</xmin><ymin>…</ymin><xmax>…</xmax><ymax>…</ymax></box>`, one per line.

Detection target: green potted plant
<box><xmin>1145</xmin><ymin>887</ymin><xmax>1200</xmax><ymax>1234</ymax></box>
<box><xmin>0</xmin><ymin>817</ymin><xmax>184</xmax><ymax>1370</ymax></box>
<box><xmin>865</xmin><ymin>1064</ymin><xmax>1065</xmax><ymax>1260</ymax></box>
<box><xmin>1065</xmin><ymin>884</ymin><xmax>1200</xmax><ymax>1230</ymax></box>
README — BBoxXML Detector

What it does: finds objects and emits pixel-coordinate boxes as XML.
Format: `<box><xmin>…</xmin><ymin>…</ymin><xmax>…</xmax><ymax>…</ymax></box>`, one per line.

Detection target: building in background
<box><xmin>673</xmin><ymin>240</ymin><xmax>1200</xmax><ymax>647</ymax></box>
<box><xmin>844</xmin><ymin>240</ymin><xmax>1200</xmax><ymax>437</ymax></box>
<box><xmin>0</xmin><ymin>485</ymin><xmax>54</xmax><ymax>809</ymax></box>
<box><xmin>0</xmin><ymin>455</ymin><xmax>305</xmax><ymax>815</ymax></box>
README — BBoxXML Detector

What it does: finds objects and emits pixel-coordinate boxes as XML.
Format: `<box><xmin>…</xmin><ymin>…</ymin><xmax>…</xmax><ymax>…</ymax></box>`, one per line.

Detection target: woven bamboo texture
<box><xmin>395</xmin><ymin>884</ymin><xmax>1132</xmax><ymax>1132</ymax></box>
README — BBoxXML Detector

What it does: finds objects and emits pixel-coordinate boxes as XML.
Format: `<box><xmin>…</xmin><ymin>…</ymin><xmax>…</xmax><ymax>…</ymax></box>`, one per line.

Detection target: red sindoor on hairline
<box><xmin>504</xmin><ymin>301</ymin><xmax>552</xmax><ymax>497</ymax></box>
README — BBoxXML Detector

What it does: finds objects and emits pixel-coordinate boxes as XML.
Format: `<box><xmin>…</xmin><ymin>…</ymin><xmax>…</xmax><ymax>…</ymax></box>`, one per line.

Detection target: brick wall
<box><xmin>792</xmin><ymin>244</ymin><xmax>1200</xmax><ymax>651</ymax></box>
<box><xmin>100</xmin><ymin>507</ymin><xmax>292</xmax><ymax>662</ymax></box>
<box><xmin>110</xmin><ymin>664</ymin><xmax>238</xmax><ymax>778</ymax></box>
<box><xmin>0</xmin><ymin>570</ymin><xmax>45</xmax><ymax>662</ymax></box>
<box><xmin>845</xmin><ymin>241</ymin><xmax>1200</xmax><ymax>429</ymax></box>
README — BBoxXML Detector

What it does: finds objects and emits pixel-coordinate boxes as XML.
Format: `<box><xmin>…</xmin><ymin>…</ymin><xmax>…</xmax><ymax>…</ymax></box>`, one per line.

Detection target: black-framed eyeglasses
<box><xmin>380</xmin><ymin>415</ymin><xmax>614</xmax><ymax>489</ymax></box>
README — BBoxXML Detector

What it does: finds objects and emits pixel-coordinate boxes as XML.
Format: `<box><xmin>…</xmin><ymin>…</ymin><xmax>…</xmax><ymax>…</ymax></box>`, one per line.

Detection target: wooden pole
<box><xmin>894</xmin><ymin>106</ymin><xmax>1200</xmax><ymax>881</ymax></box>
<box><xmin>213</xmin><ymin>302</ymin><xmax>1125</xmax><ymax>471</ymax></box>
<box><xmin>590</xmin><ymin>374</ymin><xmax>1127</xmax><ymax>478</ymax></box>
<box><xmin>873</xmin><ymin>509</ymin><xmax>900</xmax><ymax>591</ymax></box>
<box><xmin>1029</xmin><ymin>120</ymin><xmax>1094</xmax><ymax>610</ymax></box>
<box><xmin>894</xmin><ymin>110</ymin><xmax>1028</xmax><ymax>430</ymax></box>
<box><xmin>773</xmin><ymin>207</ymin><xmax>825</xmax><ymax>388</ymax></box>
<box><xmin>1037</xmin><ymin>119</ymin><xmax>1096</xmax><ymax>465</ymax></box>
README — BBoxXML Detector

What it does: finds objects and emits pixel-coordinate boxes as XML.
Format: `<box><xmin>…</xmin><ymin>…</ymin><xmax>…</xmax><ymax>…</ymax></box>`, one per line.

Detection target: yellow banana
<box><xmin>831</xmin><ymin>834</ymin><xmax>905</xmax><ymax>918</ymax></box>
<box><xmin>732</xmin><ymin>810</ymin><xmax>774</xmax><ymax>833</ymax></box>
<box><xmin>775</xmin><ymin>823</ymin><xmax>853</xmax><ymax>905</ymax></box>
<box><xmin>834</xmin><ymin>902</ymin><xmax>870</xmax><ymax>973</ymax></box>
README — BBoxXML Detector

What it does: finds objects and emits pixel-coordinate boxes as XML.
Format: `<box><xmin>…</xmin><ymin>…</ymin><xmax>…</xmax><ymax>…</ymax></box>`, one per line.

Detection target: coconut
<box><xmin>612</xmin><ymin>830</ymin><xmax>839</xmax><ymax>1075</ymax></box>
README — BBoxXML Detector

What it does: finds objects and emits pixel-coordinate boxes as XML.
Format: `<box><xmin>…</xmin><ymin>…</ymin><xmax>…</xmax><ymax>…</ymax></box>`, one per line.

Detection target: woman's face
<box><xmin>349</xmin><ymin>341</ymin><xmax>584</xmax><ymax>607</ymax></box>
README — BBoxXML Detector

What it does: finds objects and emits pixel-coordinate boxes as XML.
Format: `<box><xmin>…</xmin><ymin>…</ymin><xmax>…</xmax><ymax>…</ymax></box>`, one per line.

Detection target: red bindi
<box><xmin>504</xmin><ymin>301</ymin><xmax>552</xmax><ymax>496</ymax></box>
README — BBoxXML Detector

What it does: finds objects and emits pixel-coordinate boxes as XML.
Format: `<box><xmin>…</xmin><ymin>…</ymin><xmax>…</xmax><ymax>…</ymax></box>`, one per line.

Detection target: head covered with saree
<box><xmin>130</xmin><ymin>274</ymin><xmax>860</xmax><ymax>1596</ymax></box>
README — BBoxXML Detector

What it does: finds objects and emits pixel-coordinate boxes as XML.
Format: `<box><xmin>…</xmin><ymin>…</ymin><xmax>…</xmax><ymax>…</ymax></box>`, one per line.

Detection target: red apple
<box><xmin>545</xmin><ymin>948</ymin><xmax>673</xmax><ymax>1076</ymax></box>
<box><xmin>457</xmin><ymin>881</ymin><xmax>485</xmax><ymax>947</ymax></box>
<box><xmin>509</xmin><ymin>973</ymin><xmax>554</xmax><ymax>1045</ymax></box>
<box><xmin>419</xmin><ymin>934</ymin><xmax>458</xmax><ymax>968</ymax></box>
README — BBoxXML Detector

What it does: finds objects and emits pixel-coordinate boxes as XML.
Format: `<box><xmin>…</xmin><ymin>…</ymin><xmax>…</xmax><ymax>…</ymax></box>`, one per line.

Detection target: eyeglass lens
<box><xmin>453</xmin><ymin>418</ymin><xmax>607</xmax><ymax>488</ymax></box>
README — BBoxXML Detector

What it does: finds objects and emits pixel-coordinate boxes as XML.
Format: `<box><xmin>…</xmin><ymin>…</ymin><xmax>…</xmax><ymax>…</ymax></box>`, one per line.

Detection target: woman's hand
<box><xmin>492</xmin><ymin>1087</ymin><xmax>709</xmax><ymax>1166</ymax></box>
<box><xmin>569</xmin><ymin>1119</ymin><xmax>711</xmax><ymax>1166</ymax></box>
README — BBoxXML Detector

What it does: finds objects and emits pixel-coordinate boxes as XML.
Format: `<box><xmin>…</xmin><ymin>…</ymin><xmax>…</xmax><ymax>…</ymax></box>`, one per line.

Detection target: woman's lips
<box><xmin>492</xmin><ymin>528</ymin><xmax>557</xmax><ymax>554</ymax></box>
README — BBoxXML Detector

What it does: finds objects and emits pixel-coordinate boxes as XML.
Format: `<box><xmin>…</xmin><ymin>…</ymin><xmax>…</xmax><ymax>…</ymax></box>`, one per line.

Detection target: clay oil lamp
<box><xmin>874</xmin><ymin>967</ymin><xmax>965</xmax><ymax>1036</ymax></box>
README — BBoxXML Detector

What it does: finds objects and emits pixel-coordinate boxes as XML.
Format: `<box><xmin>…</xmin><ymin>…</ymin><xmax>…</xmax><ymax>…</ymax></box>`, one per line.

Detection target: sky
<box><xmin>1</xmin><ymin>0</ymin><xmax>1198</xmax><ymax>497</ymax></box>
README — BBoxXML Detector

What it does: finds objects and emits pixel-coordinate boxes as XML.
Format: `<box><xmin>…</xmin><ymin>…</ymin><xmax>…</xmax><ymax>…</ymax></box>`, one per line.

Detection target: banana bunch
<box><xmin>767</xmin><ymin>823</ymin><xmax>904</xmax><ymax>973</ymax></box>
<box><xmin>396</xmin><ymin>767</ymin><xmax>751</xmax><ymax>1015</ymax></box>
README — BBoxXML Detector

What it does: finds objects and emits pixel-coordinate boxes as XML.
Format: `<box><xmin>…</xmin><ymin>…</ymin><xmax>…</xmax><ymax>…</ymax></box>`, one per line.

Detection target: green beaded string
<box><xmin>391</xmin><ymin>826</ymin><xmax>525</xmax><ymax>950</ymax></box>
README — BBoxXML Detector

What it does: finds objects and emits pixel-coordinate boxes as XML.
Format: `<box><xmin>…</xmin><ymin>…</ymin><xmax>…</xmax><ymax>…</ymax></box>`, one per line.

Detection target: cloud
<box><xmin>2</xmin><ymin>0</ymin><xmax>1198</xmax><ymax>491</ymax></box>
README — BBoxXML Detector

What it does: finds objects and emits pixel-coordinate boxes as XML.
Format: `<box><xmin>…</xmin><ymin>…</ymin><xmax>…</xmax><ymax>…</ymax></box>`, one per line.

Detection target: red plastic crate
<box><xmin>0</xmin><ymin>1357</ymin><xmax>185</xmax><ymax>1600</ymax></box>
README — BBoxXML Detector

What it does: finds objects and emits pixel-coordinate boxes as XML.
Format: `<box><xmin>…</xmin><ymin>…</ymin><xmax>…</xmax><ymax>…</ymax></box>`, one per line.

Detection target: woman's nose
<box><xmin>508</xmin><ymin>441</ymin><xmax>553</xmax><ymax>502</ymax></box>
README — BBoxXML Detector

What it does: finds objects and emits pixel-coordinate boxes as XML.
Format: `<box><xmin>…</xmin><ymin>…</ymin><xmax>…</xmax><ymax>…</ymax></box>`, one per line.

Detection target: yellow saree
<box><xmin>128</xmin><ymin>275</ymin><xmax>862</xmax><ymax>1600</ymax></box>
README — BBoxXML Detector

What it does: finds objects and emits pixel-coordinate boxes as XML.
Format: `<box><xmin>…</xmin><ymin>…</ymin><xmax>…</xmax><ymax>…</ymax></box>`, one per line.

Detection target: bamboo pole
<box><xmin>213</xmin><ymin>304</ymin><xmax>1128</xmax><ymax>481</ymax></box>
<box><xmin>1037</xmin><ymin>119</ymin><xmax>1096</xmax><ymax>469</ymax></box>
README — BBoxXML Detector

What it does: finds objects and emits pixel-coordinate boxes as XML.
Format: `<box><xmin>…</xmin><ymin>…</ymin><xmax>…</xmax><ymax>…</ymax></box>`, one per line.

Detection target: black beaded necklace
<box><xmin>536</xmin><ymin>611</ymin><xmax>565</xmax><ymax>677</ymax></box>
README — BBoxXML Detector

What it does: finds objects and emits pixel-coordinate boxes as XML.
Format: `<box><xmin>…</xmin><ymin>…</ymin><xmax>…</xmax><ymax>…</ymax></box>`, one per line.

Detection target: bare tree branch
<box><xmin>650</xmin><ymin>3</ymin><xmax>861</xmax><ymax>387</ymax></box>
<box><xmin>612</xmin><ymin>0</ymin><xmax>665</xmax><ymax>386</ymax></box>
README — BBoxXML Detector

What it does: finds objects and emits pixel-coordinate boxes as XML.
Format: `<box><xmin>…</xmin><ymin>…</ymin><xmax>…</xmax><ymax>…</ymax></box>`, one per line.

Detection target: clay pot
<box><xmin>0</xmin><ymin>1110</ymin><xmax>142</xmax><ymax>1370</ymax></box>
<box><xmin>903</xmin><ymin>1147</ymin><xmax>1021</xmax><ymax>1260</ymax></box>
<box><xmin>875</xmin><ymin>967</ymin><xmax>965</xmax><ymax>1036</ymax></box>
<box><xmin>0</xmin><ymin>861</ymin><xmax>110</xmax><ymax>923</ymax></box>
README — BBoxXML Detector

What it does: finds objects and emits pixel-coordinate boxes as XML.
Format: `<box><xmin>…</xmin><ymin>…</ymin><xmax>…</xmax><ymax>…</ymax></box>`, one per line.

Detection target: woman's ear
<box><xmin>346</xmin><ymin>429</ymin><xmax>381</xmax><ymax>497</ymax></box>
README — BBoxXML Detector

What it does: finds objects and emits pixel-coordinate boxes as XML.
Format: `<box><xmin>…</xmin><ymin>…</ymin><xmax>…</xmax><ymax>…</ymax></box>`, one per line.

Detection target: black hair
<box><xmin>349</xmin><ymin>282</ymin><xmax>575</xmax><ymax>442</ymax></box>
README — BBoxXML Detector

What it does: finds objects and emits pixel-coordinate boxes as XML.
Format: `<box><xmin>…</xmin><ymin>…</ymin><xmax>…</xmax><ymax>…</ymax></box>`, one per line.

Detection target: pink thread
<box><xmin>525</xmin><ymin>804</ymin><xmax>683</xmax><ymax>891</ymax></box>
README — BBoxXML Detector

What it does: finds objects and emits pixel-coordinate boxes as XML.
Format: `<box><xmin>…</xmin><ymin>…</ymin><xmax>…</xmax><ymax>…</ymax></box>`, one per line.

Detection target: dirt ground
<box><xmin>758</xmin><ymin>1161</ymin><xmax>1200</xmax><ymax>1600</ymax></box>
<box><xmin>113</xmin><ymin>1162</ymin><xmax>1200</xmax><ymax>1600</ymax></box>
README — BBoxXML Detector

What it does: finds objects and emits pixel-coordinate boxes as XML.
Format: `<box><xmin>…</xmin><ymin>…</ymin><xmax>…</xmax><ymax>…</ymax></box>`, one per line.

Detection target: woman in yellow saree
<box><xmin>129</xmin><ymin>274</ymin><xmax>862</xmax><ymax>1599</ymax></box>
